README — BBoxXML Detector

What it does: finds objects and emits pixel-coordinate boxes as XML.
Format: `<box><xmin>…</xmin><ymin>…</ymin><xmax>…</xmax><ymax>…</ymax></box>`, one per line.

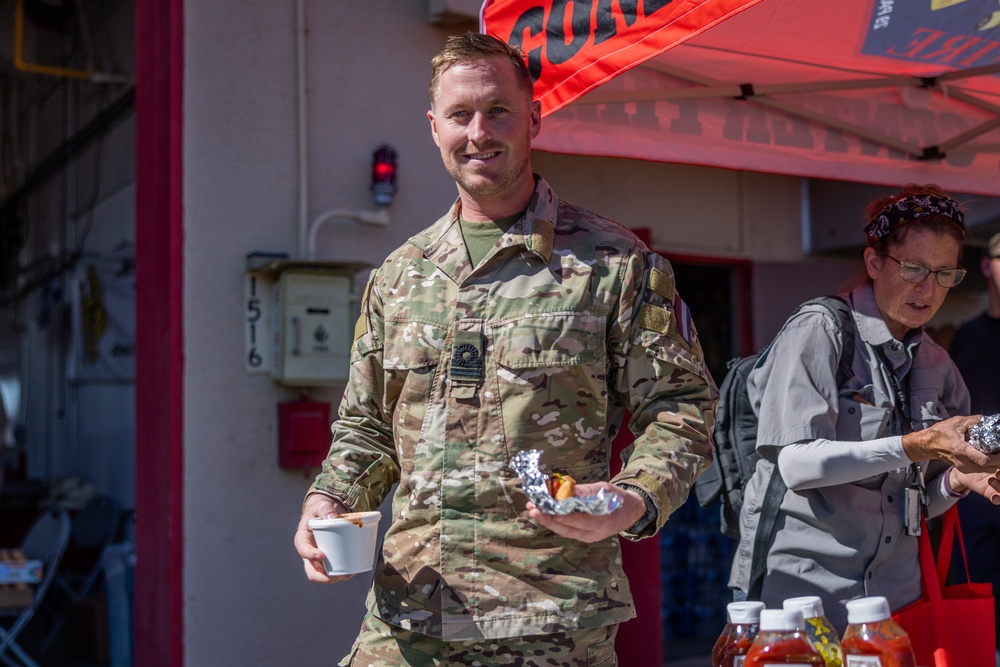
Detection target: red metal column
<box><xmin>135</xmin><ymin>0</ymin><xmax>184</xmax><ymax>665</ymax></box>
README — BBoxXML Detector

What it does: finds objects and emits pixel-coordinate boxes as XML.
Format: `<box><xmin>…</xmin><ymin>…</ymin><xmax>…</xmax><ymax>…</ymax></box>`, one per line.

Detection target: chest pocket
<box><xmin>837</xmin><ymin>390</ymin><xmax>891</xmax><ymax>442</ymax></box>
<box><xmin>491</xmin><ymin>312</ymin><xmax>610</xmax><ymax>478</ymax></box>
<box><xmin>910</xmin><ymin>389</ymin><xmax>948</xmax><ymax>431</ymax></box>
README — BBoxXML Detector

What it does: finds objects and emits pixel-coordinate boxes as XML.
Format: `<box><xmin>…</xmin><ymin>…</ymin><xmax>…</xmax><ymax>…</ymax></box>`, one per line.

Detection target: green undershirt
<box><xmin>459</xmin><ymin>211</ymin><xmax>523</xmax><ymax>268</ymax></box>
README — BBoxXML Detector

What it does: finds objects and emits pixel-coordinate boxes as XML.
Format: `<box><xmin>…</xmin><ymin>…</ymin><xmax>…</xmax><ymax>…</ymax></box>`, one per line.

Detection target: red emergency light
<box><xmin>371</xmin><ymin>144</ymin><xmax>398</xmax><ymax>207</ymax></box>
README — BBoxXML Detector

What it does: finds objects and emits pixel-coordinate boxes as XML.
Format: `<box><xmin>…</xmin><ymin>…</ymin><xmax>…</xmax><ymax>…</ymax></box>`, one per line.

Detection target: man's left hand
<box><xmin>526</xmin><ymin>482</ymin><xmax>647</xmax><ymax>543</ymax></box>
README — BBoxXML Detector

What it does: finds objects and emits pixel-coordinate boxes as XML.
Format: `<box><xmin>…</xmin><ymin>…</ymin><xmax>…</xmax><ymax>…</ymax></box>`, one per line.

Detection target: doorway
<box><xmin>659</xmin><ymin>256</ymin><xmax>751</xmax><ymax>659</ymax></box>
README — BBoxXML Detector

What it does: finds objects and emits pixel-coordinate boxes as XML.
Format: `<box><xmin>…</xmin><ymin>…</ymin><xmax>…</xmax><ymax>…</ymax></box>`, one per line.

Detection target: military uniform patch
<box><xmin>637</xmin><ymin>303</ymin><xmax>670</xmax><ymax>333</ymax></box>
<box><xmin>353</xmin><ymin>314</ymin><xmax>367</xmax><ymax>343</ymax></box>
<box><xmin>671</xmin><ymin>293</ymin><xmax>694</xmax><ymax>348</ymax></box>
<box><xmin>450</xmin><ymin>331</ymin><xmax>484</xmax><ymax>380</ymax></box>
<box><xmin>354</xmin><ymin>273</ymin><xmax>375</xmax><ymax>342</ymax></box>
<box><xmin>648</xmin><ymin>267</ymin><xmax>675</xmax><ymax>300</ymax></box>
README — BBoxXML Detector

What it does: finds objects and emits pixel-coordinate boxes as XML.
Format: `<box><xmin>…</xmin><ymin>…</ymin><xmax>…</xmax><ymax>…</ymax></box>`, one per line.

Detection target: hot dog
<box><xmin>546</xmin><ymin>472</ymin><xmax>576</xmax><ymax>501</ymax></box>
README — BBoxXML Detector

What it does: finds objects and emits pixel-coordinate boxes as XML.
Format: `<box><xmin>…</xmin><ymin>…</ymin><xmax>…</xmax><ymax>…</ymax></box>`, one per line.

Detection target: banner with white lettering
<box><xmin>482</xmin><ymin>0</ymin><xmax>1000</xmax><ymax>196</ymax></box>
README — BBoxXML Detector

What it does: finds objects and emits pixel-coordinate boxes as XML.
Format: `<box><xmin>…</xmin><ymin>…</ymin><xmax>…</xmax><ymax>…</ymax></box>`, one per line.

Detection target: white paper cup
<box><xmin>308</xmin><ymin>511</ymin><xmax>382</xmax><ymax>575</ymax></box>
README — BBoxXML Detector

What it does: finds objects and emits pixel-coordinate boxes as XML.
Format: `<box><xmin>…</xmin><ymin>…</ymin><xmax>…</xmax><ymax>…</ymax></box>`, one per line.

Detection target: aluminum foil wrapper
<box><xmin>510</xmin><ymin>449</ymin><xmax>623</xmax><ymax>516</ymax></box>
<box><xmin>969</xmin><ymin>414</ymin><xmax>1000</xmax><ymax>455</ymax></box>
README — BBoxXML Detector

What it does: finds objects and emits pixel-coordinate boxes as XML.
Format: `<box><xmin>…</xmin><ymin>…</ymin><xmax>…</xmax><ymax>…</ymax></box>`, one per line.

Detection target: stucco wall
<box><xmin>532</xmin><ymin>152</ymin><xmax>806</xmax><ymax>261</ymax></box>
<box><xmin>182</xmin><ymin>2</ymin><xmax>473</xmax><ymax>664</ymax></box>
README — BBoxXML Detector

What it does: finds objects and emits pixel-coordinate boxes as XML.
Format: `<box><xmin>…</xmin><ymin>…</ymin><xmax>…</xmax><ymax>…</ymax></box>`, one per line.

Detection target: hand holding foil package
<box><xmin>969</xmin><ymin>414</ymin><xmax>1000</xmax><ymax>454</ymax></box>
<box><xmin>510</xmin><ymin>450</ymin><xmax>623</xmax><ymax>515</ymax></box>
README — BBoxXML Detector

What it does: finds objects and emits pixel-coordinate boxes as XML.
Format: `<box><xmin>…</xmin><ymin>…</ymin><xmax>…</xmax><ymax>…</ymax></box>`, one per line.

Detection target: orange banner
<box><xmin>481</xmin><ymin>0</ymin><xmax>764</xmax><ymax>116</ymax></box>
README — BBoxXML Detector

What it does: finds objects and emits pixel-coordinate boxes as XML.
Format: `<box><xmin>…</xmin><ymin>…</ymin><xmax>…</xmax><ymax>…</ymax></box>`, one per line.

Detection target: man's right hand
<box><xmin>294</xmin><ymin>493</ymin><xmax>356</xmax><ymax>584</ymax></box>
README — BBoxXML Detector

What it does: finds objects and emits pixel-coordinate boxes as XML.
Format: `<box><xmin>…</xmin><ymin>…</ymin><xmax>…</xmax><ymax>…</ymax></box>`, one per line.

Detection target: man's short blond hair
<box><xmin>429</xmin><ymin>33</ymin><xmax>533</xmax><ymax>103</ymax></box>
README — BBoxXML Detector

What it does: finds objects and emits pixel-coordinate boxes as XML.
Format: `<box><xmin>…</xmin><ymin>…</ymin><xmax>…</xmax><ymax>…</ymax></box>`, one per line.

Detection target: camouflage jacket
<box><xmin>309</xmin><ymin>176</ymin><xmax>717</xmax><ymax>640</ymax></box>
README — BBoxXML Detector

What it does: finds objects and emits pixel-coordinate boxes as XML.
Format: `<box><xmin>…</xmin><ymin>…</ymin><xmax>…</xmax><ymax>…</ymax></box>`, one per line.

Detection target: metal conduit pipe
<box><xmin>12</xmin><ymin>0</ymin><xmax>130</xmax><ymax>84</ymax></box>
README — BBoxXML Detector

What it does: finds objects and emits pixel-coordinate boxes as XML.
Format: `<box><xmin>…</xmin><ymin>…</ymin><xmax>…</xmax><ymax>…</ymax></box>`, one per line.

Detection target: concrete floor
<box><xmin>661</xmin><ymin>637</ymin><xmax>714</xmax><ymax>666</ymax></box>
<box><xmin>663</xmin><ymin>655</ymin><xmax>711</xmax><ymax>667</ymax></box>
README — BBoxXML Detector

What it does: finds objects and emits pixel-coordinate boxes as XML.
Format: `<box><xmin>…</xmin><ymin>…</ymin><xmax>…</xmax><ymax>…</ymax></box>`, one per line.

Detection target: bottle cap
<box><xmin>759</xmin><ymin>608</ymin><xmax>804</xmax><ymax>632</ymax></box>
<box><xmin>727</xmin><ymin>601</ymin><xmax>766</xmax><ymax>624</ymax></box>
<box><xmin>783</xmin><ymin>596</ymin><xmax>825</xmax><ymax>620</ymax></box>
<box><xmin>846</xmin><ymin>596</ymin><xmax>891</xmax><ymax>624</ymax></box>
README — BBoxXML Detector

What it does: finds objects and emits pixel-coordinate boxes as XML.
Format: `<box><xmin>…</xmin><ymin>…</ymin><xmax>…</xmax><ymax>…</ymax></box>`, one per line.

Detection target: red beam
<box><xmin>135</xmin><ymin>0</ymin><xmax>184</xmax><ymax>665</ymax></box>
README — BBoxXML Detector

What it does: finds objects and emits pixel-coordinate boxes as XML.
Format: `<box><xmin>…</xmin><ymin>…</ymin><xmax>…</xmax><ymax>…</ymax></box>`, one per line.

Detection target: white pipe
<box><xmin>294</xmin><ymin>0</ymin><xmax>392</xmax><ymax>261</ymax></box>
<box><xmin>306</xmin><ymin>209</ymin><xmax>390</xmax><ymax>259</ymax></box>
<box><xmin>295</xmin><ymin>0</ymin><xmax>309</xmax><ymax>258</ymax></box>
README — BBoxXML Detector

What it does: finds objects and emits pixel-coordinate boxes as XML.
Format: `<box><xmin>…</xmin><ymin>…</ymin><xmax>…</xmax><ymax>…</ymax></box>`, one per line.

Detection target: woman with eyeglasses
<box><xmin>729</xmin><ymin>184</ymin><xmax>1000</xmax><ymax>632</ymax></box>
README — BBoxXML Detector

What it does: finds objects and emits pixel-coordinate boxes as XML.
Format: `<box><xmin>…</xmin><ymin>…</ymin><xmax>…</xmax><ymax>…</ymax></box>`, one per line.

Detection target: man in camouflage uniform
<box><xmin>294</xmin><ymin>33</ymin><xmax>717</xmax><ymax>666</ymax></box>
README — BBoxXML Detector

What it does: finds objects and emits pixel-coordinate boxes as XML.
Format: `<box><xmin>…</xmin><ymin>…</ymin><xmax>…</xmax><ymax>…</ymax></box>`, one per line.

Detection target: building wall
<box><xmin>533</xmin><ymin>153</ymin><xmax>804</xmax><ymax>261</ymax></box>
<box><xmin>182</xmin><ymin>2</ymin><xmax>474</xmax><ymax>663</ymax></box>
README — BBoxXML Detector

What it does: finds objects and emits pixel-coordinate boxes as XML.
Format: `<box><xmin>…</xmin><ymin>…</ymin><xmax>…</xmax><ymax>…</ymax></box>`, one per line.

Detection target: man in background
<box><xmin>949</xmin><ymin>231</ymin><xmax>1000</xmax><ymax>660</ymax></box>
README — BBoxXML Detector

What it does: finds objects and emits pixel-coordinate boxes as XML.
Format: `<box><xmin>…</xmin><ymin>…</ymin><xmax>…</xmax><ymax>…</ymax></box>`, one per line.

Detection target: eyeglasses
<box><xmin>885</xmin><ymin>254</ymin><xmax>966</xmax><ymax>288</ymax></box>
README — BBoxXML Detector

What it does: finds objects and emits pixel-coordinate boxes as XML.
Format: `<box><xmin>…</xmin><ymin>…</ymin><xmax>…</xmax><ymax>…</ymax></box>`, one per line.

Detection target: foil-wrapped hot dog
<box><xmin>510</xmin><ymin>449</ymin><xmax>623</xmax><ymax>516</ymax></box>
<box><xmin>968</xmin><ymin>413</ymin><xmax>1000</xmax><ymax>455</ymax></box>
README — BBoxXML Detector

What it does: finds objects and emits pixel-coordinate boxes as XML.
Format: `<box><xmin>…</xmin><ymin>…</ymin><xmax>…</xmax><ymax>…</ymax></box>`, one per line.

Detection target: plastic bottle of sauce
<box><xmin>783</xmin><ymin>596</ymin><xmax>844</xmax><ymax>667</ymax></box>
<box><xmin>745</xmin><ymin>608</ymin><xmax>824</xmax><ymax>666</ymax></box>
<box><xmin>713</xmin><ymin>600</ymin><xmax>766</xmax><ymax>667</ymax></box>
<box><xmin>841</xmin><ymin>597</ymin><xmax>916</xmax><ymax>667</ymax></box>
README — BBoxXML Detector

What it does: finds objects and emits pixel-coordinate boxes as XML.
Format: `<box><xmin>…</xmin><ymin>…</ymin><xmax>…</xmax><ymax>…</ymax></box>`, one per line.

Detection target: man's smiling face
<box><xmin>427</xmin><ymin>56</ymin><xmax>540</xmax><ymax>215</ymax></box>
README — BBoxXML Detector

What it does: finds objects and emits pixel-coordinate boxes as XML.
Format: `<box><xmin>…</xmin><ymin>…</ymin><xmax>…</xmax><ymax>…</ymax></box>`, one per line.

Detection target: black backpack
<box><xmin>694</xmin><ymin>295</ymin><xmax>856</xmax><ymax>538</ymax></box>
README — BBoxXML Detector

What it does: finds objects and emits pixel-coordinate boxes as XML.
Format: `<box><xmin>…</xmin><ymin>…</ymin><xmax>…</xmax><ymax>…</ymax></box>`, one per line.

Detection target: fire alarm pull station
<box><xmin>271</xmin><ymin>269</ymin><xmax>354</xmax><ymax>385</ymax></box>
<box><xmin>278</xmin><ymin>399</ymin><xmax>331</xmax><ymax>469</ymax></box>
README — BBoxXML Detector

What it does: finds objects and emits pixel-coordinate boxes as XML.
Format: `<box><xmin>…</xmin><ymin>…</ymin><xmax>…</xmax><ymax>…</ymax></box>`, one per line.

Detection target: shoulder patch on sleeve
<box><xmin>638</xmin><ymin>303</ymin><xmax>671</xmax><ymax>333</ymax></box>
<box><xmin>354</xmin><ymin>272</ymin><xmax>375</xmax><ymax>342</ymax></box>
<box><xmin>648</xmin><ymin>267</ymin><xmax>675</xmax><ymax>300</ymax></box>
<box><xmin>353</xmin><ymin>313</ymin><xmax>367</xmax><ymax>343</ymax></box>
<box><xmin>671</xmin><ymin>294</ymin><xmax>695</xmax><ymax>349</ymax></box>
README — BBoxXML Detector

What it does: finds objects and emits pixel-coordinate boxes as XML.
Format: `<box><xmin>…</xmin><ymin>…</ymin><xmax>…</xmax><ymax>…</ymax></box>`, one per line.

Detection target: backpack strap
<box><xmin>746</xmin><ymin>295</ymin><xmax>855</xmax><ymax>600</ymax></box>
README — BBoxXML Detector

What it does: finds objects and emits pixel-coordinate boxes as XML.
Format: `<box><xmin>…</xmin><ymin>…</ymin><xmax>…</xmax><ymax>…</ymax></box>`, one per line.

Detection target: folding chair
<box><xmin>39</xmin><ymin>495</ymin><xmax>122</xmax><ymax>649</ymax></box>
<box><xmin>55</xmin><ymin>495</ymin><xmax>122</xmax><ymax>601</ymax></box>
<box><xmin>0</xmin><ymin>508</ymin><xmax>71</xmax><ymax>667</ymax></box>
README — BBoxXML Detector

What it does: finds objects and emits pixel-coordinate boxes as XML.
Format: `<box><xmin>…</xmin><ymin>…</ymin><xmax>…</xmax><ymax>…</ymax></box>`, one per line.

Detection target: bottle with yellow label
<box><xmin>783</xmin><ymin>596</ymin><xmax>844</xmax><ymax>667</ymax></box>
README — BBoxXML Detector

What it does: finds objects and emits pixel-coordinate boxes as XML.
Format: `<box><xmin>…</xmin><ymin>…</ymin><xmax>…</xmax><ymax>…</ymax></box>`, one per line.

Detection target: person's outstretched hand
<box><xmin>904</xmin><ymin>414</ymin><xmax>1000</xmax><ymax>473</ymax></box>
<box><xmin>526</xmin><ymin>482</ymin><xmax>647</xmax><ymax>543</ymax></box>
<box><xmin>952</xmin><ymin>468</ymin><xmax>1000</xmax><ymax>505</ymax></box>
<box><xmin>294</xmin><ymin>493</ymin><xmax>356</xmax><ymax>583</ymax></box>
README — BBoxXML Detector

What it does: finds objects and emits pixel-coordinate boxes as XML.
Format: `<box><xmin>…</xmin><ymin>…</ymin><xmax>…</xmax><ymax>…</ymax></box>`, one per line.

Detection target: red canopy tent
<box><xmin>482</xmin><ymin>0</ymin><xmax>1000</xmax><ymax>197</ymax></box>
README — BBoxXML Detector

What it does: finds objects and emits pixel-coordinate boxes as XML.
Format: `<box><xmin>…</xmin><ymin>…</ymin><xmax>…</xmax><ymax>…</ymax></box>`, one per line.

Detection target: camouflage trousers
<box><xmin>339</xmin><ymin>612</ymin><xmax>619</xmax><ymax>667</ymax></box>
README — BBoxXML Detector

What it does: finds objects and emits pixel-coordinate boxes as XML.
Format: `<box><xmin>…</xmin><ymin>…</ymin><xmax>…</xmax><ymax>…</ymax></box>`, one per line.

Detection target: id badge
<box><xmin>905</xmin><ymin>486</ymin><xmax>923</xmax><ymax>536</ymax></box>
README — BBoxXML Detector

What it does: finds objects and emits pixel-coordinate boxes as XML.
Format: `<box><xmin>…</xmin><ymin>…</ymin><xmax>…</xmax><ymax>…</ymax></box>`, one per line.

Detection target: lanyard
<box><xmin>875</xmin><ymin>345</ymin><xmax>925</xmax><ymax>535</ymax></box>
<box><xmin>875</xmin><ymin>345</ymin><xmax>912</xmax><ymax>436</ymax></box>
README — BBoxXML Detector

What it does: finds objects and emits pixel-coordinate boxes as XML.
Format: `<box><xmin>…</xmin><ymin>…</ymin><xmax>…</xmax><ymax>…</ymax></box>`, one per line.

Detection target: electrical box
<box><xmin>271</xmin><ymin>270</ymin><xmax>352</xmax><ymax>385</ymax></box>
<box><xmin>278</xmin><ymin>399</ymin><xmax>331</xmax><ymax>469</ymax></box>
